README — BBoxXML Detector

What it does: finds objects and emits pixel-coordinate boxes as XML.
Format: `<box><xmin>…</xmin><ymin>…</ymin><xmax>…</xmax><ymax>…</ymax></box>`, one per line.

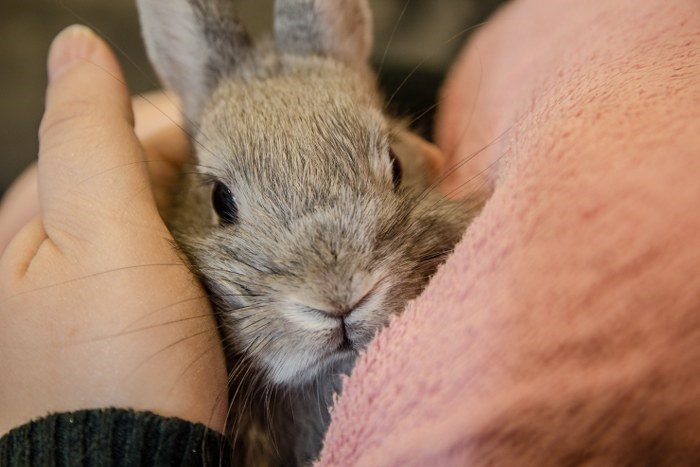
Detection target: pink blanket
<box><xmin>318</xmin><ymin>0</ymin><xmax>700</xmax><ymax>464</ymax></box>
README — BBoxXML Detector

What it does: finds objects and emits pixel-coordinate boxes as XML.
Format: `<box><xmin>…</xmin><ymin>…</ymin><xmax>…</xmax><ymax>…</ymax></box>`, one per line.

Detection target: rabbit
<box><xmin>136</xmin><ymin>0</ymin><xmax>484</xmax><ymax>464</ymax></box>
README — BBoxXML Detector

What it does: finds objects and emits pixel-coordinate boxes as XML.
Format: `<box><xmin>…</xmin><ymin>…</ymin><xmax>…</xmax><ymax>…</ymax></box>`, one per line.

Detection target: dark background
<box><xmin>0</xmin><ymin>0</ymin><xmax>505</xmax><ymax>196</ymax></box>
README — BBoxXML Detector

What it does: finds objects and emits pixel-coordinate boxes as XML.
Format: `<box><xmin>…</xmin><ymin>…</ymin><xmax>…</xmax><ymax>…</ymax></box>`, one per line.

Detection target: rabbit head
<box><xmin>137</xmin><ymin>0</ymin><xmax>478</xmax><ymax>386</ymax></box>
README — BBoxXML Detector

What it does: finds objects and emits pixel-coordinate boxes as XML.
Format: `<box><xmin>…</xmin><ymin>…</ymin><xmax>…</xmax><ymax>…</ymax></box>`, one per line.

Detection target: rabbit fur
<box><xmin>137</xmin><ymin>0</ymin><xmax>483</xmax><ymax>464</ymax></box>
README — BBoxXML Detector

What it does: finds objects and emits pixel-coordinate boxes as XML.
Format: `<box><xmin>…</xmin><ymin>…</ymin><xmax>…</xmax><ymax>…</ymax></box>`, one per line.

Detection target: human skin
<box><xmin>0</xmin><ymin>25</ymin><xmax>227</xmax><ymax>435</ymax></box>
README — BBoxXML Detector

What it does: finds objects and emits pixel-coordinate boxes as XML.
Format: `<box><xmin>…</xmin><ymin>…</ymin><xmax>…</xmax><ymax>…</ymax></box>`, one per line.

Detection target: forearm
<box><xmin>319</xmin><ymin>0</ymin><xmax>700</xmax><ymax>464</ymax></box>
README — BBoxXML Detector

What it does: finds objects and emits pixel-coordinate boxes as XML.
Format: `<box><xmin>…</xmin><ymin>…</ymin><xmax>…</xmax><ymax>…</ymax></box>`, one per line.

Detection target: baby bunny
<box><xmin>137</xmin><ymin>0</ymin><xmax>483</xmax><ymax>464</ymax></box>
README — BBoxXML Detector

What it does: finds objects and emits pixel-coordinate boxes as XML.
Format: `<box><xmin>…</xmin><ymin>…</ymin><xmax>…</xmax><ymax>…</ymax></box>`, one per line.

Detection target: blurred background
<box><xmin>0</xmin><ymin>0</ymin><xmax>506</xmax><ymax>196</ymax></box>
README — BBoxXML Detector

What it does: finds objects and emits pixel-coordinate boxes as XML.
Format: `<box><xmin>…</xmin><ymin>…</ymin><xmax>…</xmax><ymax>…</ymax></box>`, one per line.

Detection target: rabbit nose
<box><xmin>316</xmin><ymin>307</ymin><xmax>352</xmax><ymax>320</ymax></box>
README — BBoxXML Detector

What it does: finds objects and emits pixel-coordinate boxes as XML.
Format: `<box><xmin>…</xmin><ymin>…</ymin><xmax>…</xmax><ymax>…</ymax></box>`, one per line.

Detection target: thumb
<box><xmin>38</xmin><ymin>25</ymin><xmax>159</xmax><ymax>249</ymax></box>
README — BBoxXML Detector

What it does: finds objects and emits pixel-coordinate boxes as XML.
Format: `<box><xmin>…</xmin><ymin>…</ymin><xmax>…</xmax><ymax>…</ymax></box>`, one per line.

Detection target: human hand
<box><xmin>0</xmin><ymin>25</ymin><xmax>227</xmax><ymax>435</ymax></box>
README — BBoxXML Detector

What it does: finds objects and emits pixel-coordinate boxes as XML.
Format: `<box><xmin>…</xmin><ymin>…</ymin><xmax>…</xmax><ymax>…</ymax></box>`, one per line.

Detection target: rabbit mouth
<box><xmin>329</xmin><ymin>318</ymin><xmax>379</xmax><ymax>356</ymax></box>
<box><xmin>309</xmin><ymin>322</ymin><xmax>361</xmax><ymax>370</ymax></box>
<box><xmin>338</xmin><ymin>320</ymin><xmax>355</xmax><ymax>352</ymax></box>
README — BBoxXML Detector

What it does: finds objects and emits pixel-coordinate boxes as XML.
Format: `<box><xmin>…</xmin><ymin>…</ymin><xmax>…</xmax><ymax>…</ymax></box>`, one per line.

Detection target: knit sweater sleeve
<box><xmin>0</xmin><ymin>408</ymin><xmax>234</xmax><ymax>466</ymax></box>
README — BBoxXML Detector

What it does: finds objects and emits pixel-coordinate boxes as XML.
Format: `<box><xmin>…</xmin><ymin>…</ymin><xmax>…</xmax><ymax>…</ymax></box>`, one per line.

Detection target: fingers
<box><xmin>0</xmin><ymin>164</ymin><xmax>39</xmax><ymax>256</ymax></box>
<box><xmin>2</xmin><ymin>85</ymin><xmax>188</xmax><ymax>260</ymax></box>
<box><xmin>399</xmin><ymin>131</ymin><xmax>446</xmax><ymax>176</ymax></box>
<box><xmin>133</xmin><ymin>91</ymin><xmax>192</xmax><ymax>215</ymax></box>
<box><xmin>141</xmin><ymin>125</ymin><xmax>191</xmax><ymax>216</ymax></box>
<box><xmin>133</xmin><ymin>91</ymin><xmax>182</xmax><ymax>140</ymax></box>
<box><xmin>38</xmin><ymin>25</ymin><xmax>158</xmax><ymax>247</ymax></box>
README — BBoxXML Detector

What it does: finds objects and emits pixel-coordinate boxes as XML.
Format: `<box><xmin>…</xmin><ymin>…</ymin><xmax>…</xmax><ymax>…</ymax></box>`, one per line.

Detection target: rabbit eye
<box><xmin>389</xmin><ymin>148</ymin><xmax>402</xmax><ymax>188</ymax></box>
<box><xmin>212</xmin><ymin>181</ymin><xmax>238</xmax><ymax>224</ymax></box>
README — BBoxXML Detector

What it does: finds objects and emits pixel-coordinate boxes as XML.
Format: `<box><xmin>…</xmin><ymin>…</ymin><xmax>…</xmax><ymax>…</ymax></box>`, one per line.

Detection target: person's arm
<box><xmin>318</xmin><ymin>0</ymin><xmax>700</xmax><ymax>464</ymax></box>
<box><xmin>0</xmin><ymin>25</ymin><xmax>228</xmax><ymax>463</ymax></box>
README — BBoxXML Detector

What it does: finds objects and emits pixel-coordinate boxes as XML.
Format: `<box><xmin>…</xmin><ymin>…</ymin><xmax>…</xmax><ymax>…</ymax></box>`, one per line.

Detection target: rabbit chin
<box><xmin>260</xmin><ymin>341</ymin><xmax>359</xmax><ymax>387</ymax></box>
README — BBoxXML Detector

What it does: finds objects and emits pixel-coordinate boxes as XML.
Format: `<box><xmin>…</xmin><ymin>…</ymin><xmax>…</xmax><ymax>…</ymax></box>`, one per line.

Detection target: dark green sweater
<box><xmin>0</xmin><ymin>409</ymin><xmax>232</xmax><ymax>466</ymax></box>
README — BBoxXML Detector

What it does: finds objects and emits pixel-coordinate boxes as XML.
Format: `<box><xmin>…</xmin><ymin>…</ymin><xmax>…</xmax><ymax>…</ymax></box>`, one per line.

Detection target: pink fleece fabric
<box><xmin>318</xmin><ymin>0</ymin><xmax>700</xmax><ymax>464</ymax></box>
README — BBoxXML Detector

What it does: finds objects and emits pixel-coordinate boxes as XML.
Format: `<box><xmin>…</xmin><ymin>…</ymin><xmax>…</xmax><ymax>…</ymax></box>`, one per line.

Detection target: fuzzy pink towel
<box><xmin>318</xmin><ymin>0</ymin><xmax>700</xmax><ymax>465</ymax></box>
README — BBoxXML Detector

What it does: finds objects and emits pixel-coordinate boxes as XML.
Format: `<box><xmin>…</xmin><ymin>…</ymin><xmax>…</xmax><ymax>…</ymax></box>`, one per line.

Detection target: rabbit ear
<box><xmin>274</xmin><ymin>0</ymin><xmax>373</xmax><ymax>64</ymax></box>
<box><xmin>136</xmin><ymin>0</ymin><xmax>252</xmax><ymax>125</ymax></box>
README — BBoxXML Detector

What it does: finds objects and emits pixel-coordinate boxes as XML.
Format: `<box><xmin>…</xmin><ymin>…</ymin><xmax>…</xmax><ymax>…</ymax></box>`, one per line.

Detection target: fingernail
<box><xmin>47</xmin><ymin>25</ymin><xmax>98</xmax><ymax>82</ymax></box>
